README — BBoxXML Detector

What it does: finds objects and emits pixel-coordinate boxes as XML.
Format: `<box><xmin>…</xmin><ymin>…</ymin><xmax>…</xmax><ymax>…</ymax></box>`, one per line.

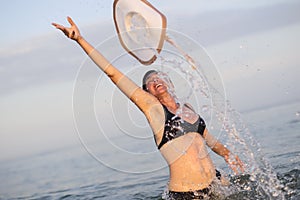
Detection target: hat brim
<box><xmin>113</xmin><ymin>0</ymin><xmax>167</xmax><ymax>65</ymax></box>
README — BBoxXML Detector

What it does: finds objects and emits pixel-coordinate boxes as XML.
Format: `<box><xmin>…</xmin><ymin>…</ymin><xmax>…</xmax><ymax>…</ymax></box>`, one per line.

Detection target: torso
<box><xmin>146</xmin><ymin>103</ymin><xmax>216</xmax><ymax>192</ymax></box>
<box><xmin>162</xmin><ymin>132</ymin><xmax>216</xmax><ymax>191</ymax></box>
<box><xmin>127</xmin><ymin>79</ymin><xmax>217</xmax><ymax>191</ymax></box>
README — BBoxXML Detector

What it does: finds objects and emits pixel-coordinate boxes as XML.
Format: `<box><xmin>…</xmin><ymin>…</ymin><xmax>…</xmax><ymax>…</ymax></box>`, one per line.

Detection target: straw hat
<box><xmin>113</xmin><ymin>0</ymin><xmax>167</xmax><ymax>65</ymax></box>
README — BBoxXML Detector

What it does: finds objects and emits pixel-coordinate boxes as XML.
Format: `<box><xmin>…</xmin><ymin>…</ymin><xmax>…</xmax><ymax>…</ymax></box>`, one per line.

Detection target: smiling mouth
<box><xmin>155</xmin><ymin>84</ymin><xmax>163</xmax><ymax>89</ymax></box>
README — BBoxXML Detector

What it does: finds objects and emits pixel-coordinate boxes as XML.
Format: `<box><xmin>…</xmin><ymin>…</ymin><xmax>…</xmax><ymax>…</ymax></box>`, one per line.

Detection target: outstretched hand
<box><xmin>52</xmin><ymin>16</ymin><xmax>81</xmax><ymax>41</ymax></box>
<box><xmin>225</xmin><ymin>154</ymin><xmax>245</xmax><ymax>174</ymax></box>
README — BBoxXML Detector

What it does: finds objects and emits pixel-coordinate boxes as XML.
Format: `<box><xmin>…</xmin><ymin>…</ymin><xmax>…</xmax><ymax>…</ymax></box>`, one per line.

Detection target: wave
<box><xmin>225</xmin><ymin>169</ymin><xmax>300</xmax><ymax>200</ymax></box>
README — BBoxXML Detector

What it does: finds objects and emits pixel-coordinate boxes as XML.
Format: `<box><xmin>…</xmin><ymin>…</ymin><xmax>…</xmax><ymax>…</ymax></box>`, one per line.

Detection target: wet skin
<box><xmin>52</xmin><ymin>17</ymin><xmax>244</xmax><ymax>193</ymax></box>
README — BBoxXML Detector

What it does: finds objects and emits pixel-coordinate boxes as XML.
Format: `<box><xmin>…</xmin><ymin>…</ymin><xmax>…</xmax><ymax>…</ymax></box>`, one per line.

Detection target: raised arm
<box><xmin>52</xmin><ymin>17</ymin><xmax>158</xmax><ymax>112</ymax></box>
<box><xmin>203</xmin><ymin>129</ymin><xmax>245</xmax><ymax>174</ymax></box>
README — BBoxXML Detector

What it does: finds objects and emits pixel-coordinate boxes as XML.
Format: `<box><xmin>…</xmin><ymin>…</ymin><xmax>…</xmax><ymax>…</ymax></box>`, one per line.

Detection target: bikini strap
<box><xmin>183</xmin><ymin>103</ymin><xmax>195</xmax><ymax>112</ymax></box>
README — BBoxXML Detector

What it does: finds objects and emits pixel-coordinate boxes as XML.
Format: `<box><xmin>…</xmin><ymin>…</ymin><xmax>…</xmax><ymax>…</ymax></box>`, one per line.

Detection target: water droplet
<box><xmin>201</xmin><ymin>105</ymin><xmax>210</xmax><ymax>112</ymax></box>
<box><xmin>244</xmin><ymin>186</ymin><xmax>251</xmax><ymax>191</ymax></box>
<box><xmin>272</xmin><ymin>191</ymin><xmax>280</xmax><ymax>197</ymax></box>
<box><xmin>184</xmin><ymin>113</ymin><xmax>190</xmax><ymax>118</ymax></box>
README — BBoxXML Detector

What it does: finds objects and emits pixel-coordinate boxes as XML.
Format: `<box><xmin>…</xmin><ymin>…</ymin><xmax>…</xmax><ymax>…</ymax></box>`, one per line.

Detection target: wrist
<box><xmin>76</xmin><ymin>35</ymin><xmax>84</xmax><ymax>43</ymax></box>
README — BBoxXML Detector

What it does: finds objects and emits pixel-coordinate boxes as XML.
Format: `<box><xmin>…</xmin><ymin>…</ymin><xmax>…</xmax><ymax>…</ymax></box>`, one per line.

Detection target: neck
<box><xmin>158</xmin><ymin>93</ymin><xmax>178</xmax><ymax>111</ymax></box>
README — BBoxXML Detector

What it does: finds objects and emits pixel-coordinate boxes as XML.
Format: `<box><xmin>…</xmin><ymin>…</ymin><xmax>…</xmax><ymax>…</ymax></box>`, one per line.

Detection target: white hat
<box><xmin>113</xmin><ymin>0</ymin><xmax>167</xmax><ymax>65</ymax></box>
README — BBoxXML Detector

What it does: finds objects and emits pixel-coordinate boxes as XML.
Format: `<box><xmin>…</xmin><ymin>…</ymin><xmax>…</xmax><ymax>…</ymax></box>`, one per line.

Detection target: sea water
<box><xmin>0</xmin><ymin>102</ymin><xmax>299</xmax><ymax>199</ymax></box>
<box><xmin>1</xmin><ymin>31</ymin><xmax>299</xmax><ymax>199</ymax></box>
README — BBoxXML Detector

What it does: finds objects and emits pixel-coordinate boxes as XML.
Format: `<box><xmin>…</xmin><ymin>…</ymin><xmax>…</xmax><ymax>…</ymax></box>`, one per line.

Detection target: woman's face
<box><xmin>145</xmin><ymin>73</ymin><xmax>169</xmax><ymax>97</ymax></box>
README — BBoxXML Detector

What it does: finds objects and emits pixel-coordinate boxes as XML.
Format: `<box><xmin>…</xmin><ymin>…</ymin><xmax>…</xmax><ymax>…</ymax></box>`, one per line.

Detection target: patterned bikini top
<box><xmin>157</xmin><ymin>104</ymin><xmax>206</xmax><ymax>149</ymax></box>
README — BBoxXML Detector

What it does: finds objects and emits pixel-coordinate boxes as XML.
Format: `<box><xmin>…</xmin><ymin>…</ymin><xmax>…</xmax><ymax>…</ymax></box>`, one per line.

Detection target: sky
<box><xmin>0</xmin><ymin>0</ymin><xmax>300</xmax><ymax>161</ymax></box>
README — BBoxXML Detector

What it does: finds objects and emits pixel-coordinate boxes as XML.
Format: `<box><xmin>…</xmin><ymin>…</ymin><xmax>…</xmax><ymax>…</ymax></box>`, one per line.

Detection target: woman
<box><xmin>52</xmin><ymin>17</ymin><xmax>244</xmax><ymax>199</ymax></box>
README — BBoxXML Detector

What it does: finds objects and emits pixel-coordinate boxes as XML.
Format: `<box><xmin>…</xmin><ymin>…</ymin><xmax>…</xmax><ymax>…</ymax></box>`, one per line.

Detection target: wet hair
<box><xmin>142</xmin><ymin>70</ymin><xmax>158</xmax><ymax>91</ymax></box>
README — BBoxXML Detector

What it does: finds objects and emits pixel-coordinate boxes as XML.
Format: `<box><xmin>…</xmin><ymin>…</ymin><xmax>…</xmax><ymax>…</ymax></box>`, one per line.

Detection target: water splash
<box><xmin>218</xmin><ymin>103</ymin><xmax>287</xmax><ymax>199</ymax></box>
<box><xmin>124</xmin><ymin>26</ymin><xmax>290</xmax><ymax>198</ymax></box>
<box><xmin>153</xmin><ymin>33</ymin><xmax>288</xmax><ymax>199</ymax></box>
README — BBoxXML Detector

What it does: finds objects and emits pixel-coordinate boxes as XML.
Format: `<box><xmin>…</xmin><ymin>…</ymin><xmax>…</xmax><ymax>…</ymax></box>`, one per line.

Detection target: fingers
<box><xmin>229</xmin><ymin>164</ymin><xmax>238</xmax><ymax>174</ymax></box>
<box><xmin>52</xmin><ymin>19</ymin><xmax>71</xmax><ymax>36</ymax></box>
<box><xmin>239</xmin><ymin>163</ymin><xmax>245</xmax><ymax>173</ymax></box>
<box><xmin>51</xmin><ymin>22</ymin><xmax>69</xmax><ymax>37</ymax></box>
<box><xmin>52</xmin><ymin>17</ymin><xmax>80</xmax><ymax>41</ymax></box>
<box><xmin>51</xmin><ymin>22</ymin><xmax>64</xmax><ymax>31</ymax></box>
<box><xmin>67</xmin><ymin>16</ymin><xmax>75</xmax><ymax>26</ymax></box>
<box><xmin>227</xmin><ymin>155</ymin><xmax>245</xmax><ymax>174</ymax></box>
<box><xmin>235</xmin><ymin>156</ymin><xmax>245</xmax><ymax>173</ymax></box>
<box><xmin>52</xmin><ymin>16</ymin><xmax>75</xmax><ymax>30</ymax></box>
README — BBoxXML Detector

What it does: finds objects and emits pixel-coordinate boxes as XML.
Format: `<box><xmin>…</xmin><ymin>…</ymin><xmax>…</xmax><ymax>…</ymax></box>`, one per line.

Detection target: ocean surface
<box><xmin>0</xmin><ymin>102</ymin><xmax>299</xmax><ymax>200</ymax></box>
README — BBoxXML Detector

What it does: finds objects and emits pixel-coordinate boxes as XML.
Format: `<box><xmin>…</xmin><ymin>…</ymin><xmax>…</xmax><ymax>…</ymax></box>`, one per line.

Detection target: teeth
<box><xmin>156</xmin><ymin>84</ymin><xmax>162</xmax><ymax>89</ymax></box>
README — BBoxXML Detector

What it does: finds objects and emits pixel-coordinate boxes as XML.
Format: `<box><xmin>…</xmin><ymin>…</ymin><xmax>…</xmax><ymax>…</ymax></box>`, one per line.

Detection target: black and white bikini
<box><xmin>157</xmin><ymin>104</ymin><xmax>206</xmax><ymax>149</ymax></box>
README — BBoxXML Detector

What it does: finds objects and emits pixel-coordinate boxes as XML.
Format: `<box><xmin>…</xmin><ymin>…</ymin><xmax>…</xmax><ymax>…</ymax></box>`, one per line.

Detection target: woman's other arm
<box><xmin>203</xmin><ymin>129</ymin><xmax>245</xmax><ymax>174</ymax></box>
